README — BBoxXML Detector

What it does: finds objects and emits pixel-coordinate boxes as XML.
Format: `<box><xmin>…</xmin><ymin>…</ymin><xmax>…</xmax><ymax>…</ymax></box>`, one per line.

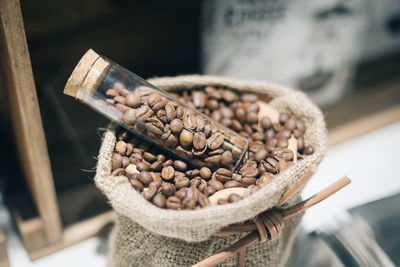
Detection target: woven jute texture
<box><xmin>95</xmin><ymin>75</ymin><xmax>327</xmax><ymax>266</ymax></box>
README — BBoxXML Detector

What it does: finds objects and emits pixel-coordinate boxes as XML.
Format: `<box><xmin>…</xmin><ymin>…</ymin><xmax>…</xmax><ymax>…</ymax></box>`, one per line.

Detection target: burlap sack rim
<box><xmin>95</xmin><ymin>75</ymin><xmax>327</xmax><ymax>242</ymax></box>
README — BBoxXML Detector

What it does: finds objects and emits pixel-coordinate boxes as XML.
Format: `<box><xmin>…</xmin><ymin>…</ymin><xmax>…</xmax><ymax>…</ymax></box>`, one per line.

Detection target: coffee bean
<box><xmin>220</xmin><ymin>151</ymin><xmax>233</xmax><ymax>166</ymax></box>
<box><xmin>240</xmin><ymin>177</ymin><xmax>257</xmax><ymax>186</ymax></box>
<box><xmin>278</xmin><ymin>137</ymin><xmax>288</xmax><ymax>148</ymax></box>
<box><xmin>115</xmin><ymin>141</ymin><xmax>127</xmax><ymax>155</ymax></box>
<box><xmin>165</xmin><ymin>102</ymin><xmax>176</xmax><ymax>122</ymax></box>
<box><xmin>170</xmin><ymin>118</ymin><xmax>183</xmax><ymax>133</ymax></box>
<box><xmin>111</xmin><ymin>168</ymin><xmax>126</xmax><ymax>176</ymax></box>
<box><xmin>208</xmin><ymin>179</ymin><xmax>224</xmax><ymax>191</ymax></box>
<box><xmin>247</xmin><ymin>112</ymin><xmax>258</xmax><ymax>124</ymax></box>
<box><xmin>130</xmin><ymin>178</ymin><xmax>143</xmax><ymax>191</ymax></box>
<box><xmin>241</xmin><ymin>93</ymin><xmax>258</xmax><ymax>102</ymax></box>
<box><xmin>204</xmin><ymin>185</ymin><xmax>216</xmax><ymax>196</ymax></box>
<box><xmin>254</xmin><ymin>149</ymin><xmax>268</xmax><ymax>162</ymax></box>
<box><xmin>161</xmin><ymin>166</ymin><xmax>175</xmax><ymax>181</ymax></box>
<box><xmin>143</xmin><ymin>152</ymin><xmax>157</xmax><ymax>162</ymax></box>
<box><xmin>149</xmin><ymin>180</ymin><xmax>162</xmax><ymax>189</ymax></box>
<box><xmin>121</xmin><ymin>156</ymin><xmax>130</xmax><ymax>168</ymax></box>
<box><xmin>297</xmin><ymin>137</ymin><xmax>305</xmax><ymax>150</ymax></box>
<box><xmin>293</xmin><ymin>129</ymin><xmax>303</xmax><ymax>138</ymax></box>
<box><xmin>207</xmin><ymin>99</ymin><xmax>219</xmax><ymax>110</ymax></box>
<box><xmin>304</xmin><ymin>146</ymin><xmax>314</xmax><ymax>155</ymax></box>
<box><xmin>284</xmin><ymin>118</ymin><xmax>297</xmax><ymax>131</ymax></box>
<box><xmin>182</xmin><ymin>197</ymin><xmax>196</xmax><ymax>209</ymax></box>
<box><xmin>224</xmin><ymin>181</ymin><xmax>244</xmax><ymax>189</ymax></box>
<box><xmin>166</xmin><ymin>196</ymin><xmax>181</xmax><ymax>210</ymax></box>
<box><xmin>262</xmin><ymin>158</ymin><xmax>278</xmax><ymax>173</ymax></box>
<box><xmin>198</xmin><ymin>193</ymin><xmax>210</xmax><ymax>207</ymax></box>
<box><xmin>199</xmin><ymin>167</ymin><xmax>212</xmax><ymax>179</ymax></box>
<box><xmin>228</xmin><ymin>193</ymin><xmax>242</xmax><ymax>203</ymax></box>
<box><xmin>239</xmin><ymin>160</ymin><xmax>259</xmax><ymax>177</ymax></box>
<box><xmin>251</xmin><ymin>132</ymin><xmax>264</xmax><ymax>141</ymax></box>
<box><xmin>142</xmin><ymin>187</ymin><xmax>156</xmax><ymax>200</ymax></box>
<box><xmin>106</xmin><ymin>88</ymin><xmax>119</xmax><ymax>97</ymax></box>
<box><xmin>297</xmin><ymin>120</ymin><xmax>306</xmax><ymax>132</ymax></box>
<box><xmin>235</xmin><ymin>108</ymin><xmax>246</xmax><ymax>122</ymax></box>
<box><xmin>193</xmin><ymin>132</ymin><xmax>207</xmax><ymax>150</ymax></box>
<box><xmin>174</xmin><ymin>160</ymin><xmax>188</xmax><ymax>172</ymax></box>
<box><xmin>223</xmin><ymin>90</ymin><xmax>239</xmax><ymax>102</ymax></box>
<box><xmin>193</xmin><ymin>91</ymin><xmax>207</xmax><ymax>108</ymax></box>
<box><xmin>211</xmin><ymin>110</ymin><xmax>222</xmax><ymax>122</ymax></box>
<box><xmin>279</xmin><ymin>130</ymin><xmax>291</xmax><ymax>139</ymax></box>
<box><xmin>260</xmin><ymin>116</ymin><xmax>272</xmax><ymax>129</ymax></box>
<box><xmin>180</xmin><ymin>129</ymin><xmax>193</xmax><ymax>147</ymax></box>
<box><xmin>125</xmin><ymin>93</ymin><xmax>141</xmax><ymax>108</ymax></box>
<box><xmin>186</xmin><ymin>169</ymin><xmax>200</xmax><ymax>178</ymax></box>
<box><xmin>138</xmin><ymin>171</ymin><xmax>153</xmax><ymax>185</ymax></box>
<box><xmin>136</xmin><ymin>162</ymin><xmax>150</xmax><ymax>172</ymax></box>
<box><xmin>152</xmin><ymin>193</ymin><xmax>166</xmax><ymax>208</ymax></box>
<box><xmin>112</xmin><ymin>153</ymin><xmax>122</xmax><ymax>170</ymax></box>
<box><xmin>279</xmin><ymin>113</ymin><xmax>289</xmax><ymax>124</ymax></box>
<box><xmin>175</xmin><ymin>177</ymin><xmax>190</xmax><ymax>188</ymax></box>
<box><xmin>272</xmin><ymin>148</ymin><xmax>294</xmax><ymax>161</ymax></box>
<box><xmin>207</xmin><ymin>133</ymin><xmax>224</xmax><ymax>150</ymax></box>
<box><xmin>161</xmin><ymin>183</ymin><xmax>176</xmax><ymax>197</ymax></box>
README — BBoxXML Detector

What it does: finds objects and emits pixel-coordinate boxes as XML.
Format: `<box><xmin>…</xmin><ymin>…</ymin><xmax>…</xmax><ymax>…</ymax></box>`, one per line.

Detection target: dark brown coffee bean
<box><xmin>175</xmin><ymin>188</ymin><xmax>188</xmax><ymax>199</ymax></box>
<box><xmin>249</xmin><ymin>141</ymin><xmax>264</xmax><ymax>153</ymax></box>
<box><xmin>254</xmin><ymin>149</ymin><xmax>268</xmax><ymax>162</ymax></box>
<box><xmin>143</xmin><ymin>152</ymin><xmax>157</xmax><ymax>162</ymax></box>
<box><xmin>161</xmin><ymin>182</ymin><xmax>176</xmax><ymax>197</ymax></box>
<box><xmin>224</xmin><ymin>181</ymin><xmax>244</xmax><ymax>189</ymax></box>
<box><xmin>207</xmin><ymin>99</ymin><xmax>219</xmax><ymax>110</ymax></box>
<box><xmin>170</xmin><ymin>118</ymin><xmax>183</xmax><ymax>133</ymax></box>
<box><xmin>199</xmin><ymin>167</ymin><xmax>212</xmax><ymax>179</ymax></box>
<box><xmin>149</xmin><ymin>180</ymin><xmax>162</xmax><ymax>189</ymax></box>
<box><xmin>111</xmin><ymin>168</ymin><xmax>126</xmax><ymax>176</ymax></box>
<box><xmin>173</xmin><ymin>160</ymin><xmax>187</xmax><ymax>172</ymax></box>
<box><xmin>176</xmin><ymin>145</ymin><xmax>193</xmax><ymax>158</ymax></box>
<box><xmin>231</xmin><ymin>119</ymin><xmax>243</xmax><ymax>132</ymax></box>
<box><xmin>205</xmin><ymin>155</ymin><xmax>221</xmax><ymax>165</ymax></box>
<box><xmin>278</xmin><ymin>137</ymin><xmax>288</xmax><ymax>148</ymax></box>
<box><xmin>130</xmin><ymin>178</ymin><xmax>143</xmax><ymax>191</ymax></box>
<box><xmin>166</xmin><ymin>196</ymin><xmax>181</xmax><ymax>209</ymax></box>
<box><xmin>262</xmin><ymin>157</ymin><xmax>278</xmax><ymax>173</ymax></box>
<box><xmin>193</xmin><ymin>132</ymin><xmax>207</xmax><ymax>150</ymax></box>
<box><xmin>215</xmin><ymin>168</ymin><xmax>232</xmax><ymax>183</ymax></box>
<box><xmin>163</xmin><ymin>159</ymin><xmax>174</xmax><ymax>167</ymax></box>
<box><xmin>138</xmin><ymin>171</ymin><xmax>153</xmax><ymax>185</ymax></box>
<box><xmin>125</xmin><ymin>93</ymin><xmax>141</xmax><ymax>108</ymax></box>
<box><xmin>164</xmin><ymin>102</ymin><xmax>176</xmax><ymax>122</ymax></box>
<box><xmin>228</xmin><ymin>193</ymin><xmax>242</xmax><ymax>203</ymax></box>
<box><xmin>152</xmin><ymin>193</ymin><xmax>166</xmax><ymax>208</ymax></box>
<box><xmin>121</xmin><ymin>156</ymin><xmax>130</xmax><ymax>168</ymax></box>
<box><xmin>180</xmin><ymin>129</ymin><xmax>193</xmax><ymax>147</ymax></box>
<box><xmin>190</xmin><ymin>177</ymin><xmax>201</xmax><ymax>189</ymax></box>
<box><xmin>198</xmin><ymin>193</ymin><xmax>210</xmax><ymax>207</ymax></box>
<box><xmin>175</xmin><ymin>177</ymin><xmax>190</xmax><ymax>188</ymax></box>
<box><xmin>112</xmin><ymin>153</ymin><xmax>122</xmax><ymax>170</ymax></box>
<box><xmin>142</xmin><ymin>187</ymin><xmax>156</xmax><ymax>200</ymax></box>
<box><xmin>161</xmin><ymin>166</ymin><xmax>175</xmax><ymax>181</ymax></box>
<box><xmin>272</xmin><ymin>148</ymin><xmax>294</xmax><ymax>161</ymax></box>
<box><xmin>218</xmin><ymin>151</ymin><xmax>232</xmax><ymax>167</ymax></box>
<box><xmin>136</xmin><ymin>162</ymin><xmax>150</xmax><ymax>172</ymax></box>
<box><xmin>220</xmin><ymin>107</ymin><xmax>234</xmax><ymax>119</ymax></box>
<box><xmin>304</xmin><ymin>146</ymin><xmax>314</xmax><ymax>155</ymax></box>
<box><xmin>150</xmin><ymin>160</ymin><xmax>163</xmax><ymax>171</ymax></box>
<box><xmin>165</xmin><ymin>134</ymin><xmax>178</xmax><ymax>148</ymax></box>
<box><xmin>239</xmin><ymin>160</ymin><xmax>259</xmax><ymax>177</ymax></box>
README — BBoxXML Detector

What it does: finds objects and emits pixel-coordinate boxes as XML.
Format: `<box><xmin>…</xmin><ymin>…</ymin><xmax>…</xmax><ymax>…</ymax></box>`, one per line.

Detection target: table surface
<box><xmin>1</xmin><ymin>121</ymin><xmax>399</xmax><ymax>267</ymax></box>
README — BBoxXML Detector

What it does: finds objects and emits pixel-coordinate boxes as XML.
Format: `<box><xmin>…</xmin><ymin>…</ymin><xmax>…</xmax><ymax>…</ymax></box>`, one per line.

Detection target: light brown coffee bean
<box><xmin>149</xmin><ymin>180</ymin><xmax>162</xmax><ymax>189</ymax></box>
<box><xmin>114</xmin><ymin>95</ymin><xmax>126</xmax><ymax>105</ymax></box>
<box><xmin>205</xmin><ymin>155</ymin><xmax>221</xmax><ymax>164</ymax></box>
<box><xmin>239</xmin><ymin>160</ymin><xmax>259</xmax><ymax>177</ymax></box>
<box><xmin>208</xmin><ymin>179</ymin><xmax>224</xmax><ymax>191</ymax></box>
<box><xmin>161</xmin><ymin>166</ymin><xmax>175</xmax><ymax>181</ymax></box>
<box><xmin>165</xmin><ymin>134</ymin><xmax>178</xmax><ymax>148</ymax></box>
<box><xmin>240</xmin><ymin>177</ymin><xmax>257</xmax><ymax>186</ymax></box>
<box><xmin>220</xmin><ymin>151</ymin><xmax>233</xmax><ymax>166</ymax></box>
<box><xmin>121</xmin><ymin>156</ymin><xmax>130</xmax><ymax>168</ymax></box>
<box><xmin>198</xmin><ymin>193</ymin><xmax>210</xmax><ymax>207</ymax></box>
<box><xmin>186</xmin><ymin>169</ymin><xmax>200</xmax><ymax>178</ymax></box>
<box><xmin>199</xmin><ymin>167</ymin><xmax>212</xmax><ymax>179</ymax></box>
<box><xmin>136</xmin><ymin>161</ymin><xmax>150</xmax><ymax>172</ymax></box>
<box><xmin>297</xmin><ymin>120</ymin><xmax>306</xmax><ymax>132</ymax></box>
<box><xmin>284</xmin><ymin>118</ymin><xmax>297</xmax><ymax>131</ymax></box>
<box><xmin>193</xmin><ymin>91</ymin><xmax>207</xmax><ymax>108</ymax></box>
<box><xmin>143</xmin><ymin>152</ymin><xmax>157</xmax><ymax>162</ymax></box>
<box><xmin>125</xmin><ymin>93</ymin><xmax>141</xmax><ymax>108</ymax></box>
<box><xmin>161</xmin><ymin>183</ymin><xmax>176</xmax><ymax>197</ymax></box>
<box><xmin>180</xmin><ymin>129</ymin><xmax>193</xmax><ymax>147</ymax></box>
<box><xmin>251</xmin><ymin>132</ymin><xmax>264</xmax><ymax>141</ymax></box>
<box><xmin>260</xmin><ymin>116</ymin><xmax>272</xmax><ymax>129</ymax></box>
<box><xmin>115</xmin><ymin>141</ymin><xmax>127</xmax><ymax>155</ymax></box>
<box><xmin>182</xmin><ymin>197</ymin><xmax>196</xmax><ymax>209</ymax></box>
<box><xmin>111</xmin><ymin>168</ymin><xmax>126</xmax><ymax>176</ymax></box>
<box><xmin>297</xmin><ymin>137</ymin><xmax>305</xmax><ymax>150</ymax></box>
<box><xmin>207</xmin><ymin>99</ymin><xmax>219</xmax><ymax>110</ymax></box>
<box><xmin>272</xmin><ymin>148</ymin><xmax>294</xmax><ymax>161</ymax></box>
<box><xmin>175</xmin><ymin>177</ymin><xmax>190</xmax><ymax>188</ymax></box>
<box><xmin>278</xmin><ymin>137</ymin><xmax>288</xmax><ymax>148</ymax></box>
<box><xmin>207</xmin><ymin>133</ymin><xmax>224</xmax><ymax>150</ymax></box>
<box><xmin>224</xmin><ymin>180</ymin><xmax>244</xmax><ymax>189</ymax></box>
<box><xmin>165</xmin><ymin>102</ymin><xmax>176</xmax><ymax>122</ymax></box>
<box><xmin>166</xmin><ymin>196</ymin><xmax>181</xmax><ymax>210</ymax></box>
<box><xmin>193</xmin><ymin>132</ymin><xmax>207</xmax><ymax>150</ymax></box>
<box><xmin>106</xmin><ymin>88</ymin><xmax>119</xmax><ymax>97</ymax></box>
<box><xmin>247</xmin><ymin>112</ymin><xmax>258</xmax><ymax>124</ymax></box>
<box><xmin>228</xmin><ymin>193</ymin><xmax>242</xmax><ymax>203</ymax></box>
<box><xmin>254</xmin><ymin>149</ymin><xmax>268</xmax><ymax>162</ymax></box>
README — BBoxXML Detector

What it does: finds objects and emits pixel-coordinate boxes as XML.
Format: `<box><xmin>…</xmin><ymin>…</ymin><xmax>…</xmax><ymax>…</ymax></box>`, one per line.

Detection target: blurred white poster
<box><xmin>202</xmin><ymin>0</ymin><xmax>400</xmax><ymax>107</ymax></box>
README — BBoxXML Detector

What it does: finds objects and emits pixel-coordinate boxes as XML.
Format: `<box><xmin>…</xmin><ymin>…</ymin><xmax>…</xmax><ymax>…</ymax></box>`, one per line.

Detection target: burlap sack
<box><xmin>95</xmin><ymin>75</ymin><xmax>327</xmax><ymax>266</ymax></box>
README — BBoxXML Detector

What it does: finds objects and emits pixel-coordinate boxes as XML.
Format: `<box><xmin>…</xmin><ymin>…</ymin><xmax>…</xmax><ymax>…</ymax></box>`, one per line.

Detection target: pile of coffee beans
<box><xmin>97</xmin><ymin>83</ymin><xmax>248</xmax><ymax>171</ymax></box>
<box><xmin>110</xmin><ymin>86</ymin><xmax>314</xmax><ymax>210</ymax></box>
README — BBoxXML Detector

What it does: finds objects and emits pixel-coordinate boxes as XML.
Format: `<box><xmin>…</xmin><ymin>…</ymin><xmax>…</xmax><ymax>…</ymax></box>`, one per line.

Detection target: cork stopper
<box><xmin>64</xmin><ymin>49</ymin><xmax>109</xmax><ymax>98</ymax></box>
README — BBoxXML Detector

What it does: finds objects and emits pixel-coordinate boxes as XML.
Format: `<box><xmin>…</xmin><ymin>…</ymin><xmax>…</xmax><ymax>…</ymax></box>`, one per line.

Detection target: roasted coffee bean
<box><xmin>170</xmin><ymin>118</ymin><xmax>183</xmax><ymax>133</ymax></box>
<box><xmin>254</xmin><ymin>149</ymin><xmax>268</xmax><ymax>162</ymax></box>
<box><xmin>297</xmin><ymin>137</ymin><xmax>305</xmax><ymax>150</ymax></box>
<box><xmin>193</xmin><ymin>91</ymin><xmax>207</xmax><ymax>107</ymax></box>
<box><xmin>112</xmin><ymin>153</ymin><xmax>122</xmax><ymax>169</ymax></box>
<box><xmin>152</xmin><ymin>193</ymin><xmax>166</xmax><ymax>208</ymax></box>
<box><xmin>130</xmin><ymin>178</ymin><xmax>144</xmax><ymax>191</ymax></box>
<box><xmin>193</xmin><ymin>132</ymin><xmax>207</xmax><ymax>150</ymax></box>
<box><xmin>138</xmin><ymin>171</ymin><xmax>153</xmax><ymax>185</ymax></box>
<box><xmin>199</xmin><ymin>167</ymin><xmax>212</xmax><ymax>179</ymax></box>
<box><xmin>251</xmin><ymin>132</ymin><xmax>264</xmax><ymax>141</ymax></box>
<box><xmin>106</xmin><ymin>88</ymin><xmax>119</xmax><ymax>97</ymax></box>
<box><xmin>249</xmin><ymin>141</ymin><xmax>264</xmax><ymax>153</ymax></box>
<box><xmin>161</xmin><ymin>182</ymin><xmax>176</xmax><ymax>197</ymax></box>
<box><xmin>231</xmin><ymin>119</ymin><xmax>243</xmax><ymax>132</ymax></box>
<box><xmin>175</xmin><ymin>188</ymin><xmax>188</xmax><ymax>199</ymax></box>
<box><xmin>257</xmin><ymin>173</ymin><xmax>275</xmax><ymax>187</ymax></box>
<box><xmin>247</xmin><ymin>112</ymin><xmax>258</xmax><ymax>124</ymax></box>
<box><xmin>111</xmin><ymin>168</ymin><xmax>126</xmax><ymax>176</ymax></box>
<box><xmin>161</xmin><ymin>166</ymin><xmax>175</xmax><ymax>181</ymax></box>
<box><xmin>228</xmin><ymin>193</ymin><xmax>242</xmax><ymax>203</ymax></box>
<box><xmin>207</xmin><ymin>99</ymin><xmax>219</xmax><ymax>110</ymax></box>
<box><xmin>180</xmin><ymin>129</ymin><xmax>193</xmax><ymax>147</ymax></box>
<box><xmin>208</xmin><ymin>179</ymin><xmax>224</xmax><ymax>191</ymax></box>
<box><xmin>121</xmin><ymin>156</ymin><xmax>130</xmax><ymax>168</ymax></box>
<box><xmin>182</xmin><ymin>197</ymin><xmax>196</xmax><ymax>209</ymax></box>
<box><xmin>175</xmin><ymin>177</ymin><xmax>190</xmax><ymax>188</ymax></box>
<box><xmin>296</xmin><ymin>120</ymin><xmax>306</xmax><ymax>132</ymax></box>
<box><xmin>279</xmin><ymin>113</ymin><xmax>289</xmax><ymax>124</ymax></box>
<box><xmin>115</xmin><ymin>141</ymin><xmax>127</xmax><ymax>155</ymax></box>
<box><xmin>235</xmin><ymin>108</ymin><xmax>246</xmax><ymax>122</ymax></box>
<box><xmin>211</xmin><ymin>110</ymin><xmax>222</xmax><ymax>122</ymax></box>
<box><xmin>125</xmin><ymin>93</ymin><xmax>141</xmax><ymax>108</ymax></box>
<box><xmin>151</xmin><ymin>172</ymin><xmax>163</xmax><ymax>184</ymax></box>
<box><xmin>244</xmin><ymin>185</ymin><xmax>259</xmax><ymax>198</ymax></box>
<box><xmin>304</xmin><ymin>146</ymin><xmax>314</xmax><ymax>155</ymax></box>
<box><xmin>272</xmin><ymin>148</ymin><xmax>294</xmax><ymax>161</ymax></box>
<box><xmin>150</xmin><ymin>160</ymin><xmax>163</xmax><ymax>171</ymax></box>
<box><xmin>240</xmin><ymin>177</ymin><xmax>257</xmax><ymax>186</ymax></box>
<box><xmin>142</xmin><ymin>187</ymin><xmax>156</xmax><ymax>200</ymax></box>
<box><xmin>165</xmin><ymin>196</ymin><xmax>180</xmax><ymax>210</ymax></box>
<box><xmin>186</xmin><ymin>169</ymin><xmax>200</xmax><ymax>178</ymax></box>
<box><xmin>149</xmin><ymin>180</ymin><xmax>162</xmax><ymax>189</ymax></box>
<box><xmin>165</xmin><ymin>134</ymin><xmax>178</xmax><ymax>147</ymax></box>
<box><xmin>284</xmin><ymin>118</ymin><xmax>297</xmax><ymax>131</ymax></box>
<box><xmin>221</xmin><ymin>118</ymin><xmax>232</xmax><ymax>127</ymax></box>
<box><xmin>198</xmin><ymin>193</ymin><xmax>210</xmax><ymax>207</ymax></box>
<box><xmin>165</xmin><ymin>102</ymin><xmax>176</xmax><ymax>122</ymax></box>
<box><xmin>260</xmin><ymin>116</ymin><xmax>272</xmax><ymax>129</ymax></box>
<box><xmin>293</xmin><ymin>129</ymin><xmax>303</xmax><ymax>138</ymax></box>
<box><xmin>204</xmin><ymin>185</ymin><xmax>216</xmax><ymax>196</ymax></box>
<box><xmin>262</xmin><ymin>158</ymin><xmax>278</xmax><ymax>173</ymax></box>
<box><xmin>239</xmin><ymin>160</ymin><xmax>259</xmax><ymax>177</ymax></box>
<box><xmin>114</xmin><ymin>95</ymin><xmax>126</xmax><ymax>105</ymax></box>
<box><xmin>278</xmin><ymin>137</ymin><xmax>288</xmax><ymax>148</ymax></box>
<box><xmin>143</xmin><ymin>152</ymin><xmax>157</xmax><ymax>162</ymax></box>
<box><xmin>265</xmin><ymin>128</ymin><xmax>275</xmax><ymax>140</ymax></box>
<box><xmin>163</xmin><ymin>159</ymin><xmax>174</xmax><ymax>167</ymax></box>
<box><xmin>279</xmin><ymin>130</ymin><xmax>291</xmax><ymax>139</ymax></box>
<box><xmin>207</xmin><ymin>133</ymin><xmax>224</xmax><ymax>150</ymax></box>
<box><xmin>136</xmin><ymin>162</ymin><xmax>150</xmax><ymax>172</ymax></box>
<box><xmin>266</xmin><ymin>138</ymin><xmax>278</xmax><ymax>148</ymax></box>
<box><xmin>173</xmin><ymin>160</ymin><xmax>188</xmax><ymax>172</ymax></box>
<box><xmin>205</xmin><ymin>155</ymin><xmax>221</xmax><ymax>164</ymax></box>
<box><xmin>215</xmin><ymin>168</ymin><xmax>232</xmax><ymax>183</ymax></box>
<box><xmin>220</xmin><ymin>151</ymin><xmax>233</xmax><ymax>166</ymax></box>
<box><xmin>241</xmin><ymin>93</ymin><xmax>258</xmax><ymax>102</ymax></box>
<box><xmin>224</xmin><ymin>180</ymin><xmax>244</xmax><ymax>189</ymax></box>
<box><xmin>223</xmin><ymin>90</ymin><xmax>239</xmax><ymax>102</ymax></box>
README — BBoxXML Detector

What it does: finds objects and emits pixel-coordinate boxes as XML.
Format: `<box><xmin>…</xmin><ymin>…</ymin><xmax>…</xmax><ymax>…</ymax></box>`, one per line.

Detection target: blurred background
<box><xmin>0</xmin><ymin>0</ymin><xmax>399</xmax><ymax>266</ymax></box>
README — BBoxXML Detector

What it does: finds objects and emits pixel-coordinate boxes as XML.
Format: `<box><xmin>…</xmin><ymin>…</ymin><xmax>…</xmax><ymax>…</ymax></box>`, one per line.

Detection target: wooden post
<box><xmin>0</xmin><ymin>0</ymin><xmax>62</xmax><ymax>244</ymax></box>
